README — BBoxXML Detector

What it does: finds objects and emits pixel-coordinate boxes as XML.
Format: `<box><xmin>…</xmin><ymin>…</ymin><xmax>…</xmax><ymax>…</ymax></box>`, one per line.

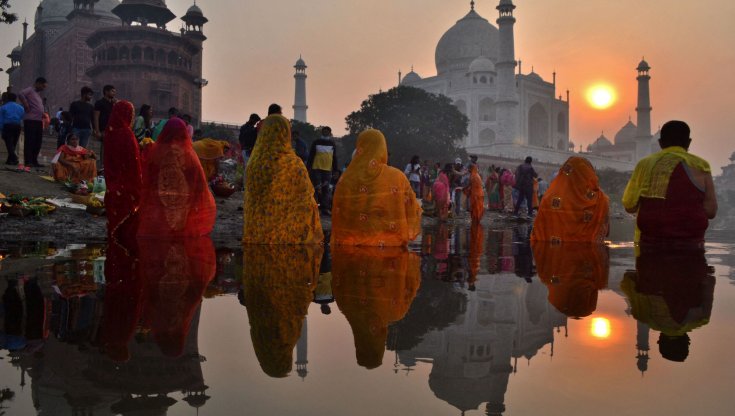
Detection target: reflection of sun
<box><xmin>590</xmin><ymin>317</ymin><xmax>611</xmax><ymax>339</ymax></box>
<box><xmin>586</xmin><ymin>84</ymin><xmax>617</xmax><ymax>110</ymax></box>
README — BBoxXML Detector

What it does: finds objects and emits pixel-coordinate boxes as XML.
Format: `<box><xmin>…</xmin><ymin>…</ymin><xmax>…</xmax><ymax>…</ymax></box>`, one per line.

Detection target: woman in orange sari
<box><xmin>138</xmin><ymin>118</ymin><xmax>216</xmax><ymax>237</ymax></box>
<box><xmin>463</xmin><ymin>164</ymin><xmax>485</xmax><ymax>222</ymax></box>
<box><xmin>192</xmin><ymin>138</ymin><xmax>230</xmax><ymax>182</ymax></box>
<box><xmin>51</xmin><ymin>133</ymin><xmax>97</xmax><ymax>184</ymax></box>
<box><xmin>531</xmin><ymin>156</ymin><xmax>609</xmax><ymax>244</ymax></box>
<box><xmin>331</xmin><ymin>129</ymin><xmax>421</xmax><ymax>246</ymax></box>
<box><xmin>243</xmin><ymin>115</ymin><xmax>323</xmax><ymax>245</ymax></box>
<box><xmin>104</xmin><ymin>100</ymin><xmax>142</xmax><ymax>241</ymax></box>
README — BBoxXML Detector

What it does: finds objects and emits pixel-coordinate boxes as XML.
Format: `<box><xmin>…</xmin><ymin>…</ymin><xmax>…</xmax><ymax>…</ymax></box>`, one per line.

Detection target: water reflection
<box><xmin>1</xmin><ymin>237</ymin><xmax>216</xmax><ymax>415</ymax></box>
<box><xmin>332</xmin><ymin>246</ymin><xmax>420</xmax><ymax>369</ymax></box>
<box><xmin>622</xmin><ymin>245</ymin><xmax>715</xmax><ymax>364</ymax></box>
<box><xmin>241</xmin><ymin>244</ymin><xmax>322</xmax><ymax>378</ymax></box>
<box><xmin>533</xmin><ymin>243</ymin><xmax>610</xmax><ymax>318</ymax></box>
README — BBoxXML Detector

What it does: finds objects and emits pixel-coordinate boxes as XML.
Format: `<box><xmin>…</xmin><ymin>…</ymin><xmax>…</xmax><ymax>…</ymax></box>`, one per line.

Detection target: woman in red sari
<box><xmin>138</xmin><ymin>118</ymin><xmax>216</xmax><ymax>237</ymax></box>
<box><xmin>104</xmin><ymin>100</ymin><xmax>142</xmax><ymax>241</ymax></box>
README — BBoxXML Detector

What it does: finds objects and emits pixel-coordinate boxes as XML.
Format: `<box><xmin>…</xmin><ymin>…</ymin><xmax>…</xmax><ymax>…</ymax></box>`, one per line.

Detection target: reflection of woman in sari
<box><xmin>468</xmin><ymin>222</ymin><xmax>484</xmax><ymax>290</ymax></box>
<box><xmin>332</xmin><ymin>246</ymin><xmax>420</xmax><ymax>369</ymax></box>
<box><xmin>51</xmin><ymin>133</ymin><xmax>97</xmax><ymax>184</ymax></box>
<box><xmin>463</xmin><ymin>164</ymin><xmax>485</xmax><ymax>222</ymax></box>
<box><xmin>193</xmin><ymin>138</ymin><xmax>230</xmax><ymax>182</ymax></box>
<box><xmin>485</xmin><ymin>167</ymin><xmax>502</xmax><ymax>210</ymax></box>
<box><xmin>138</xmin><ymin>118</ymin><xmax>216</xmax><ymax>237</ymax></box>
<box><xmin>431</xmin><ymin>165</ymin><xmax>452</xmax><ymax>221</ymax></box>
<box><xmin>531</xmin><ymin>157</ymin><xmax>609</xmax><ymax>244</ymax></box>
<box><xmin>534</xmin><ymin>242</ymin><xmax>609</xmax><ymax>318</ymax></box>
<box><xmin>104</xmin><ymin>100</ymin><xmax>142</xmax><ymax>241</ymax></box>
<box><xmin>139</xmin><ymin>237</ymin><xmax>216</xmax><ymax>357</ymax></box>
<box><xmin>242</xmin><ymin>245</ymin><xmax>322</xmax><ymax>377</ymax></box>
<box><xmin>332</xmin><ymin>129</ymin><xmax>421</xmax><ymax>246</ymax></box>
<box><xmin>243</xmin><ymin>115</ymin><xmax>323</xmax><ymax>244</ymax></box>
<box><xmin>500</xmin><ymin>169</ymin><xmax>515</xmax><ymax>213</ymax></box>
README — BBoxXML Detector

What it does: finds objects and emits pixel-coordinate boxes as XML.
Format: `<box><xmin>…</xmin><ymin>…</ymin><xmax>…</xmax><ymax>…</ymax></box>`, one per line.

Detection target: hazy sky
<box><xmin>1</xmin><ymin>0</ymin><xmax>734</xmax><ymax>172</ymax></box>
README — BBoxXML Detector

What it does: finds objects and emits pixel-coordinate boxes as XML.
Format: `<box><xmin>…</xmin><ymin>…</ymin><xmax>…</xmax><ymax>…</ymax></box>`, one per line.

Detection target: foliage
<box><xmin>200</xmin><ymin>122</ymin><xmax>236</xmax><ymax>143</ymax></box>
<box><xmin>596</xmin><ymin>168</ymin><xmax>632</xmax><ymax>207</ymax></box>
<box><xmin>290</xmin><ymin>119</ymin><xmax>322</xmax><ymax>148</ymax></box>
<box><xmin>345</xmin><ymin>86</ymin><xmax>468</xmax><ymax>168</ymax></box>
<box><xmin>1</xmin><ymin>0</ymin><xmax>17</xmax><ymax>24</ymax></box>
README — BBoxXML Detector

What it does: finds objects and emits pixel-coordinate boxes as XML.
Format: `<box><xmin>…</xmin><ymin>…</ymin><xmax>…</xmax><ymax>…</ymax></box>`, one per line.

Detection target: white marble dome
<box><xmin>435</xmin><ymin>9</ymin><xmax>499</xmax><ymax>76</ymax></box>
<box><xmin>402</xmin><ymin>70</ymin><xmax>422</xmax><ymax>84</ymax></box>
<box><xmin>469</xmin><ymin>56</ymin><xmax>495</xmax><ymax>73</ymax></box>
<box><xmin>614</xmin><ymin>120</ymin><xmax>637</xmax><ymax>145</ymax></box>
<box><xmin>35</xmin><ymin>0</ymin><xmax>120</xmax><ymax>28</ymax></box>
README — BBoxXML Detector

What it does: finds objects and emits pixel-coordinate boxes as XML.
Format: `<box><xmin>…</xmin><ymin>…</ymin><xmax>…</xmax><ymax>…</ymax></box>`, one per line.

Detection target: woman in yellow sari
<box><xmin>243</xmin><ymin>115</ymin><xmax>323</xmax><ymax>244</ymax></box>
<box><xmin>331</xmin><ymin>129</ymin><xmax>422</xmax><ymax>247</ymax></box>
<box><xmin>51</xmin><ymin>133</ymin><xmax>97</xmax><ymax>184</ymax></box>
<box><xmin>531</xmin><ymin>156</ymin><xmax>609</xmax><ymax>244</ymax></box>
<box><xmin>192</xmin><ymin>138</ymin><xmax>230</xmax><ymax>182</ymax></box>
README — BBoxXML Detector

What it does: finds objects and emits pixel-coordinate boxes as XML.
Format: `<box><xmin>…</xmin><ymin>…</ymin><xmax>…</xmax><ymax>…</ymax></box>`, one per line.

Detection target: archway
<box><xmin>528</xmin><ymin>103</ymin><xmax>549</xmax><ymax>147</ymax></box>
<box><xmin>479</xmin><ymin>98</ymin><xmax>495</xmax><ymax>122</ymax></box>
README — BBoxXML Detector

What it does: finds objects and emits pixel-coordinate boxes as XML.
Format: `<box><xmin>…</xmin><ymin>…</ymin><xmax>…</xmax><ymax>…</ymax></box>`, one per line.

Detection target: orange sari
<box><xmin>533</xmin><ymin>242</ymin><xmax>609</xmax><ymax>318</ymax></box>
<box><xmin>193</xmin><ymin>138</ymin><xmax>230</xmax><ymax>181</ymax></box>
<box><xmin>242</xmin><ymin>244</ymin><xmax>322</xmax><ymax>377</ymax></box>
<box><xmin>243</xmin><ymin>115</ymin><xmax>323</xmax><ymax>245</ymax></box>
<box><xmin>531</xmin><ymin>157</ymin><xmax>609</xmax><ymax>243</ymax></box>
<box><xmin>331</xmin><ymin>129</ymin><xmax>422</xmax><ymax>246</ymax></box>
<box><xmin>332</xmin><ymin>246</ymin><xmax>420</xmax><ymax>368</ymax></box>
<box><xmin>138</xmin><ymin>118</ymin><xmax>216</xmax><ymax>237</ymax></box>
<box><xmin>463</xmin><ymin>164</ymin><xmax>485</xmax><ymax>222</ymax></box>
<box><xmin>468</xmin><ymin>222</ymin><xmax>484</xmax><ymax>289</ymax></box>
<box><xmin>51</xmin><ymin>145</ymin><xmax>97</xmax><ymax>184</ymax></box>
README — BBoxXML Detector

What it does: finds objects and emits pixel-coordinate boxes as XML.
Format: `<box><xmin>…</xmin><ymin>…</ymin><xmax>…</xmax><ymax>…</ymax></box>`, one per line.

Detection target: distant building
<box><xmin>400</xmin><ymin>1</ymin><xmax>570</xmax><ymax>164</ymax></box>
<box><xmin>5</xmin><ymin>0</ymin><xmax>208</xmax><ymax>125</ymax></box>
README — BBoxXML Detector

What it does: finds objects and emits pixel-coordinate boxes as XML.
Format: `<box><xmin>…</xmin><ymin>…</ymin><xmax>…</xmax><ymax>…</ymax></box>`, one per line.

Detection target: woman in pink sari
<box><xmin>104</xmin><ymin>100</ymin><xmax>142</xmax><ymax>242</ymax></box>
<box><xmin>431</xmin><ymin>164</ymin><xmax>452</xmax><ymax>221</ymax></box>
<box><xmin>500</xmin><ymin>168</ymin><xmax>516</xmax><ymax>213</ymax></box>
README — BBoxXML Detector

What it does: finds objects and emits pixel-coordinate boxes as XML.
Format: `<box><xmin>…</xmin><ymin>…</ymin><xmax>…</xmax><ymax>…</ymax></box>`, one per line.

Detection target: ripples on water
<box><xmin>1</xmin><ymin>222</ymin><xmax>734</xmax><ymax>416</ymax></box>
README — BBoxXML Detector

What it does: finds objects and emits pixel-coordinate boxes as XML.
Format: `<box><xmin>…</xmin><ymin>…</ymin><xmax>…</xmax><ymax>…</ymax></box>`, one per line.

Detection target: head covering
<box><xmin>533</xmin><ymin>242</ymin><xmax>609</xmax><ymax>318</ymax></box>
<box><xmin>192</xmin><ymin>138</ymin><xmax>230</xmax><ymax>181</ymax></box>
<box><xmin>332</xmin><ymin>246</ymin><xmax>420</xmax><ymax>369</ymax></box>
<box><xmin>331</xmin><ymin>129</ymin><xmax>422</xmax><ymax>247</ymax></box>
<box><xmin>531</xmin><ymin>157</ymin><xmax>609</xmax><ymax>243</ymax></box>
<box><xmin>243</xmin><ymin>115</ymin><xmax>323</xmax><ymax>244</ymax></box>
<box><xmin>103</xmin><ymin>100</ymin><xmax>142</xmax><ymax>242</ymax></box>
<box><xmin>138</xmin><ymin>118</ymin><xmax>216</xmax><ymax>237</ymax></box>
<box><xmin>242</xmin><ymin>244</ymin><xmax>322</xmax><ymax>377</ymax></box>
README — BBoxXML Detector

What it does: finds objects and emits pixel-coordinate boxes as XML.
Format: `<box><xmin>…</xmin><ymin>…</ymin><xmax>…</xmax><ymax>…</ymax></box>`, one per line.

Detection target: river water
<box><xmin>1</xmin><ymin>220</ymin><xmax>734</xmax><ymax>416</ymax></box>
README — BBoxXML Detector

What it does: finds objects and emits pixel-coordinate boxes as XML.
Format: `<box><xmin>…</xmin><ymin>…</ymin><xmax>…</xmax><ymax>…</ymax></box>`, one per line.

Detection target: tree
<box><xmin>200</xmin><ymin>122</ymin><xmax>236</xmax><ymax>142</ymax></box>
<box><xmin>1</xmin><ymin>1</ymin><xmax>18</xmax><ymax>25</ymax></box>
<box><xmin>345</xmin><ymin>86</ymin><xmax>468</xmax><ymax>168</ymax></box>
<box><xmin>290</xmin><ymin>119</ymin><xmax>322</xmax><ymax>149</ymax></box>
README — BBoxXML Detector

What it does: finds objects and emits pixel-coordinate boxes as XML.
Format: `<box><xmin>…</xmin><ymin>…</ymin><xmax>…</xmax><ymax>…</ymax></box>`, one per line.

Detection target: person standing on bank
<box><xmin>69</xmin><ymin>86</ymin><xmax>95</xmax><ymax>148</ymax></box>
<box><xmin>0</xmin><ymin>93</ymin><xmax>25</xmax><ymax>167</ymax></box>
<box><xmin>307</xmin><ymin>126</ymin><xmax>339</xmax><ymax>216</ymax></box>
<box><xmin>93</xmin><ymin>85</ymin><xmax>117</xmax><ymax>169</ymax></box>
<box><xmin>18</xmin><ymin>77</ymin><xmax>48</xmax><ymax>168</ymax></box>
<box><xmin>404</xmin><ymin>155</ymin><xmax>421</xmax><ymax>197</ymax></box>
<box><xmin>513</xmin><ymin>156</ymin><xmax>538</xmax><ymax>217</ymax></box>
<box><xmin>239</xmin><ymin>113</ymin><xmax>261</xmax><ymax>167</ymax></box>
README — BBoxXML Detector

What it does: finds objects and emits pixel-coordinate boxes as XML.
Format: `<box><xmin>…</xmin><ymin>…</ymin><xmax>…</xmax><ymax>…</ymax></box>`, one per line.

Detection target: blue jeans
<box><xmin>73</xmin><ymin>128</ymin><xmax>93</xmax><ymax>148</ymax></box>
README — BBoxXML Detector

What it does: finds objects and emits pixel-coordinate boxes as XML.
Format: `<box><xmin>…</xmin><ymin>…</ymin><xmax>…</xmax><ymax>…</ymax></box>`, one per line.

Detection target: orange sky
<box><xmin>2</xmin><ymin>0</ymin><xmax>734</xmax><ymax>172</ymax></box>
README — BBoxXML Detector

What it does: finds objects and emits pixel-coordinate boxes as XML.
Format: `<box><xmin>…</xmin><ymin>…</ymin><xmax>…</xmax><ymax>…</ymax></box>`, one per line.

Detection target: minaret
<box><xmin>635</xmin><ymin>321</ymin><xmax>650</xmax><ymax>376</ymax></box>
<box><xmin>635</xmin><ymin>58</ymin><xmax>653</xmax><ymax>162</ymax></box>
<box><xmin>295</xmin><ymin>317</ymin><xmax>308</xmax><ymax>380</ymax></box>
<box><xmin>495</xmin><ymin>0</ymin><xmax>519</xmax><ymax>144</ymax></box>
<box><xmin>293</xmin><ymin>56</ymin><xmax>308</xmax><ymax>123</ymax></box>
<box><xmin>182</xmin><ymin>2</ymin><xmax>209</xmax><ymax>126</ymax></box>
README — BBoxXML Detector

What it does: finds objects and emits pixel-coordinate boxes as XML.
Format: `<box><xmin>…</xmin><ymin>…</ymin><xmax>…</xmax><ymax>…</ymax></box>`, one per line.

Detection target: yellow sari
<box><xmin>331</xmin><ymin>129</ymin><xmax>422</xmax><ymax>247</ymax></box>
<box><xmin>192</xmin><ymin>138</ymin><xmax>229</xmax><ymax>181</ymax></box>
<box><xmin>241</xmin><ymin>244</ymin><xmax>323</xmax><ymax>377</ymax></box>
<box><xmin>332</xmin><ymin>246</ymin><xmax>420</xmax><ymax>368</ymax></box>
<box><xmin>243</xmin><ymin>115</ymin><xmax>323</xmax><ymax>244</ymax></box>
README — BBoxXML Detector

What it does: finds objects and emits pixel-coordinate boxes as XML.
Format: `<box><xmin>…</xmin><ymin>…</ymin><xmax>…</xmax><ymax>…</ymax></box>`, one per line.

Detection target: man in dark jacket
<box><xmin>239</xmin><ymin>113</ymin><xmax>261</xmax><ymax>165</ymax></box>
<box><xmin>513</xmin><ymin>156</ymin><xmax>538</xmax><ymax>216</ymax></box>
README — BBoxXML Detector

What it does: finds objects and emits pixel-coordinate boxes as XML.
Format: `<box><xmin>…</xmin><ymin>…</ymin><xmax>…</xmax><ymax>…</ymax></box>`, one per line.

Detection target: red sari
<box><xmin>138</xmin><ymin>118</ymin><xmax>216</xmax><ymax>237</ymax></box>
<box><xmin>104</xmin><ymin>101</ymin><xmax>142</xmax><ymax>241</ymax></box>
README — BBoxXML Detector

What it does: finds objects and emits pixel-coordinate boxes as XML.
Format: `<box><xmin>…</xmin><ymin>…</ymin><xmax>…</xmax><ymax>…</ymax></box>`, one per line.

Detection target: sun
<box><xmin>590</xmin><ymin>317</ymin><xmax>612</xmax><ymax>339</ymax></box>
<box><xmin>586</xmin><ymin>84</ymin><xmax>617</xmax><ymax>110</ymax></box>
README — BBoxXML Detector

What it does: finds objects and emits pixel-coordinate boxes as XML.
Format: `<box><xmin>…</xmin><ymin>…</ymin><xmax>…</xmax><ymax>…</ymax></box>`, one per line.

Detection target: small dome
<box><xmin>637</xmin><ymin>59</ymin><xmax>650</xmax><ymax>71</ymax></box>
<box><xmin>469</xmin><ymin>56</ymin><xmax>495</xmax><ymax>73</ymax></box>
<box><xmin>11</xmin><ymin>44</ymin><xmax>21</xmax><ymax>54</ymax></box>
<box><xmin>435</xmin><ymin>8</ymin><xmax>499</xmax><ymax>75</ymax></box>
<box><xmin>526</xmin><ymin>71</ymin><xmax>544</xmax><ymax>82</ymax></box>
<box><xmin>295</xmin><ymin>56</ymin><xmax>306</xmax><ymax>67</ymax></box>
<box><xmin>730</xmin><ymin>151</ymin><xmax>735</xmax><ymax>163</ymax></box>
<box><xmin>614</xmin><ymin>119</ymin><xmax>637</xmax><ymax>145</ymax></box>
<box><xmin>499</xmin><ymin>0</ymin><xmax>515</xmax><ymax>7</ymax></box>
<box><xmin>35</xmin><ymin>0</ymin><xmax>120</xmax><ymax>29</ymax></box>
<box><xmin>588</xmin><ymin>133</ymin><xmax>612</xmax><ymax>151</ymax></box>
<box><xmin>186</xmin><ymin>4</ymin><xmax>203</xmax><ymax>16</ymax></box>
<box><xmin>402</xmin><ymin>70</ymin><xmax>422</xmax><ymax>84</ymax></box>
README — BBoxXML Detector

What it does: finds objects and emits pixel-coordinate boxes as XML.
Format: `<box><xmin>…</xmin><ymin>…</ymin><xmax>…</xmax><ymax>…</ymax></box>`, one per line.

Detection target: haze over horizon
<box><xmin>2</xmin><ymin>0</ymin><xmax>733</xmax><ymax>173</ymax></box>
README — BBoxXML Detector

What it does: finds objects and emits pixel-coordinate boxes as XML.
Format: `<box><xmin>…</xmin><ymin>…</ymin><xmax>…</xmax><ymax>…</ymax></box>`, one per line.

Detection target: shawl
<box><xmin>331</xmin><ymin>129</ymin><xmax>422</xmax><ymax>247</ymax></box>
<box><xmin>243</xmin><ymin>115</ymin><xmax>323</xmax><ymax>244</ymax></box>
